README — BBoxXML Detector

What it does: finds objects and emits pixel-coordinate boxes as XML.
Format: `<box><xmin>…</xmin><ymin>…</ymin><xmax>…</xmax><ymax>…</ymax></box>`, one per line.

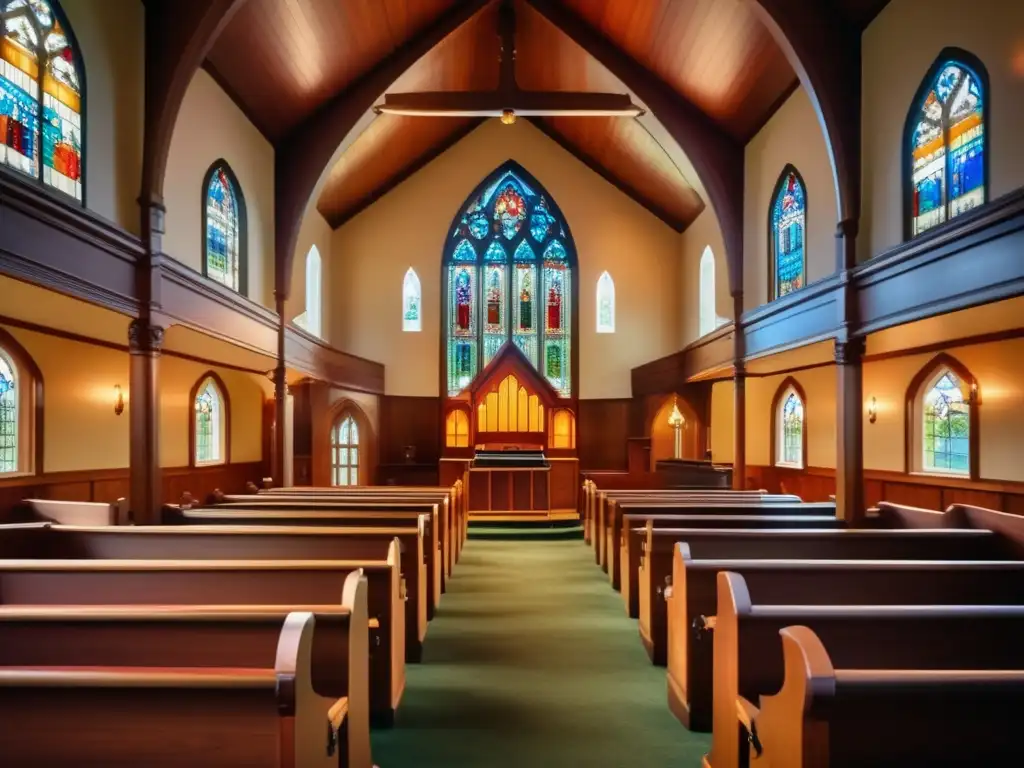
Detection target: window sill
<box><xmin>909</xmin><ymin>470</ymin><xmax>970</xmax><ymax>481</ymax></box>
<box><xmin>194</xmin><ymin>460</ymin><xmax>227</xmax><ymax>468</ymax></box>
<box><xmin>774</xmin><ymin>462</ymin><xmax>805</xmax><ymax>471</ymax></box>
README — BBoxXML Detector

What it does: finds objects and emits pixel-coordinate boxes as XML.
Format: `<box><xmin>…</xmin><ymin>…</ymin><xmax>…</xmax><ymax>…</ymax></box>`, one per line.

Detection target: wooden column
<box><xmin>835</xmin><ymin>338</ymin><xmax>865</xmax><ymax>524</ymax></box>
<box><xmin>128</xmin><ymin>318</ymin><xmax>163</xmax><ymax>524</ymax></box>
<box><xmin>272</xmin><ymin>292</ymin><xmax>287</xmax><ymax>488</ymax></box>
<box><xmin>732</xmin><ymin>292</ymin><xmax>746</xmax><ymax>490</ymax></box>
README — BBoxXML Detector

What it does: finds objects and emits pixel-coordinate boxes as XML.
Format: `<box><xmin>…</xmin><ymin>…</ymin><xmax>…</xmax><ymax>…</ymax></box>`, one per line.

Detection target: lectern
<box><xmin>468</xmin><ymin>449</ymin><xmax>551</xmax><ymax>516</ymax></box>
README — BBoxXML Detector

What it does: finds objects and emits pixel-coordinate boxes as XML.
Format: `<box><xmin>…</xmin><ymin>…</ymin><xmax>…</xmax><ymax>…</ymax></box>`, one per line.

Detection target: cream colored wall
<box><xmin>710</xmin><ymin>380</ymin><xmax>735</xmax><ymax>464</ymax></box>
<box><xmin>744</xmin><ymin>87</ymin><xmax>838</xmax><ymax>311</ymax></box>
<box><xmin>2</xmin><ymin>326</ymin><xmax>130</xmax><ymax>472</ymax></box>
<box><xmin>745</xmin><ymin>367</ymin><xmax>837</xmax><ymax>469</ymax></box>
<box><xmin>158</xmin><ymin>356</ymin><xmax>266</xmax><ymax>467</ymax></box>
<box><xmin>330</xmin><ymin>119</ymin><xmax>681</xmax><ymax>399</ymax></box>
<box><xmin>863</xmin><ymin>339</ymin><xmax>1024</xmax><ymax>482</ymax></box>
<box><xmin>289</xmin><ymin>208</ymin><xmax>334</xmax><ymax>335</ymax></box>
<box><xmin>679</xmin><ymin>205</ymin><xmax>731</xmax><ymax>345</ymax></box>
<box><xmin>861</xmin><ymin>0</ymin><xmax>1024</xmax><ymax>260</ymax></box>
<box><xmin>61</xmin><ymin>0</ymin><xmax>144</xmax><ymax>234</ymax></box>
<box><xmin>164</xmin><ymin>70</ymin><xmax>275</xmax><ymax>307</ymax></box>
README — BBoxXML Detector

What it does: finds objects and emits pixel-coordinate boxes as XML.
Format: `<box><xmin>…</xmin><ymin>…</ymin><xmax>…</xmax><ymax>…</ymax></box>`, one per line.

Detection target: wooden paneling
<box><xmin>376</xmin><ymin>463</ymin><xmax>440</xmax><ymax>486</ymax></box>
<box><xmin>0</xmin><ymin>463</ymin><xmax>264</xmax><ymax>523</ymax></box>
<box><xmin>549</xmin><ymin>458</ymin><xmax>578</xmax><ymax>510</ymax></box>
<box><xmin>745</xmin><ymin>465</ymin><xmax>1024</xmax><ymax>516</ymax></box>
<box><xmin>379</xmin><ymin>395</ymin><xmax>442</xmax><ymax>467</ymax></box>
<box><xmin>577</xmin><ymin>399</ymin><xmax>630</xmax><ymax>470</ymax></box>
<box><xmin>556</xmin><ymin>0</ymin><xmax>796</xmax><ymax>142</ymax></box>
<box><xmin>205</xmin><ymin>0</ymin><xmax>463</xmax><ymax>141</ymax></box>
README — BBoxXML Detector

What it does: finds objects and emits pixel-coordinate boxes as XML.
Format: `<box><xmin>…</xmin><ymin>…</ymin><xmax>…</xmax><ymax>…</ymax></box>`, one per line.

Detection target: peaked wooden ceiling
<box><xmin>204</xmin><ymin>0</ymin><xmax>889</xmax><ymax>232</ymax></box>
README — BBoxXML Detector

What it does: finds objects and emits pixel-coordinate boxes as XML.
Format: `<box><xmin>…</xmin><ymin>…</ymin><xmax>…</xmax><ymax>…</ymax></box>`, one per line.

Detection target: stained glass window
<box><xmin>699</xmin><ymin>246</ymin><xmax>716</xmax><ymax>337</ymax></box>
<box><xmin>0</xmin><ymin>349</ymin><xmax>17</xmax><ymax>473</ymax></box>
<box><xmin>596</xmin><ymin>271</ymin><xmax>615</xmax><ymax>334</ymax></box>
<box><xmin>444</xmin><ymin>163</ymin><xmax>575</xmax><ymax>397</ymax></box>
<box><xmin>331</xmin><ymin>414</ymin><xmax>359</xmax><ymax>486</ymax></box>
<box><xmin>922</xmin><ymin>370</ymin><xmax>969</xmax><ymax>474</ymax></box>
<box><xmin>204</xmin><ymin>162</ymin><xmax>244</xmax><ymax>293</ymax></box>
<box><xmin>305</xmin><ymin>246</ymin><xmax>322</xmax><ymax>337</ymax></box>
<box><xmin>402</xmin><ymin>267</ymin><xmax>421</xmax><ymax>332</ymax></box>
<box><xmin>194</xmin><ymin>378</ymin><xmax>224</xmax><ymax>465</ymax></box>
<box><xmin>777</xmin><ymin>390</ymin><xmax>803</xmax><ymax>467</ymax></box>
<box><xmin>909</xmin><ymin>56</ymin><xmax>985</xmax><ymax>238</ymax></box>
<box><xmin>445</xmin><ymin>409</ymin><xmax>469</xmax><ymax>448</ymax></box>
<box><xmin>770</xmin><ymin>168</ymin><xmax>806</xmax><ymax>299</ymax></box>
<box><xmin>1</xmin><ymin>0</ymin><xmax>84</xmax><ymax>200</ymax></box>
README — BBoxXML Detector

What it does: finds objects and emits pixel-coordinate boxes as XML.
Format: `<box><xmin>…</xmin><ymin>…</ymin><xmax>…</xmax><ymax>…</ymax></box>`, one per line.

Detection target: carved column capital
<box><xmin>128</xmin><ymin>319</ymin><xmax>165</xmax><ymax>354</ymax></box>
<box><xmin>834</xmin><ymin>337</ymin><xmax>865</xmax><ymax>366</ymax></box>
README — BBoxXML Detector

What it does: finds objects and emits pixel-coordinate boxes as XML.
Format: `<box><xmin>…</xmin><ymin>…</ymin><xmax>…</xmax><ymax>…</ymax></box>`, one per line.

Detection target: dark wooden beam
<box><xmin>274</xmin><ymin>0</ymin><xmax>494</xmax><ymax>299</ymax></box>
<box><xmin>522</xmin><ymin>0</ymin><xmax>745</xmax><ymax>296</ymax></box>
<box><xmin>526</xmin><ymin>118</ymin><xmax>696</xmax><ymax>233</ymax></box>
<box><xmin>324</xmin><ymin>119</ymin><xmax>486</xmax><ymax>230</ymax></box>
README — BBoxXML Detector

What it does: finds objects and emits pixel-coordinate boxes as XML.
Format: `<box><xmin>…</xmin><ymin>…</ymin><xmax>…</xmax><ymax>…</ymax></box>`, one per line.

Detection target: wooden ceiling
<box><xmin>204</xmin><ymin>0</ymin><xmax>888</xmax><ymax>231</ymax></box>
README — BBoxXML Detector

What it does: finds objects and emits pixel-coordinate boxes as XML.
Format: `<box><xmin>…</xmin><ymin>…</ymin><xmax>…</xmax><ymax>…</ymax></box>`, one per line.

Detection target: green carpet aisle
<box><xmin>371</xmin><ymin>539</ymin><xmax>709</xmax><ymax>767</ymax></box>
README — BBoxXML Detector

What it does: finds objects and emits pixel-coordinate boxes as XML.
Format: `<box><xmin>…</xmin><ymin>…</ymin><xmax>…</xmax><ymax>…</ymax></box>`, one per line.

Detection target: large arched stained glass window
<box><xmin>0</xmin><ymin>348</ymin><xmax>17</xmax><ymax>473</ymax></box>
<box><xmin>203</xmin><ymin>161</ymin><xmax>246</xmax><ymax>294</ymax></box>
<box><xmin>1</xmin><ymin>0</ymin><xmax>84</xmax><ymax>200</ymax></box>
<box><xmin>907</xmin><ymin>51</ymin><xmax>987</xmax><ymax>238</ymax></box>
<box><xmin>770</xmin><ymin>166</ymin><xmax>806</xmax><ymax>300</ymax></box>
<box><xmin>444</xmin><ymin>162</ymin><xmax>576</xmax><ymax>397</ymax></box>
<box><xmin>331</xmin><ymin>414</ymin><xmax>359</xmax><ymax>486</ymax></box>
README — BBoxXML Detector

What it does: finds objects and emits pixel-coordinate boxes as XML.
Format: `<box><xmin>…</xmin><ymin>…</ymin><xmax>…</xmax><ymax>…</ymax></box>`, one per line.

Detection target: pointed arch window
<box><xmin>699</xmin><ymin>246</ymin><xmax>716</xmax><ymax>337</ymax></box>
<box><xmin>331</xmin><ymin>414</ymin><xmax>359</xmax><ymax>486</ymax></box>
<box><xmin>305</xmin><ymin>246</ymin><xmax>322</xmax><ymax>337</ymax></box>
<box><xmin>596</xmin><ymin>271</ymin><xmax>615</xmax><ymax>334</ymax></box>
<box><xmin>193</xmin><ymin>376</ymin><xmax>227</xmax><ymax>466</ymax></box>
<box><xmin>445</xmin><ymin>408</ymin><xmax>469</xmax><ymax>448</ymax></box>
<box><xmin>0</xmin><ymin>347</ymin><xmax>18</xmax><ymax>473</ymax></box>
<box><xmin>203</xmin><ymin>161</ymin><xmax>246</xmax><ymax>294</ymax></box>
<box><xmin>444</xmin><ymin>162</ymin><xmax>576</xmax><ymax>397</ymax></box>
<box><xmin>772</xmin><ymin>379</ymin><xmax>806</xmax><ymax>469</ymax></box>
<box><xmin>906</xmin><ymin>51</ymin><xmax>987</xmax><ymax>238</ymax></box>
<box><xmin>909</xmin><ymin>358</ymin><xmax>977</xmax><ymax>477</ymax></box>
<box><xmin>0</xmin><ymin>0</ymin><xmax>85</xmax><ymax>200</ymax></box>
<box><xmin>769</xmin><ymin>167</ymin><xmax>806</xmax><ymax>300</ymax></box>
<box><xmin>402</xmin><ymin>267</ymin><xmax>421</xmax><ymax>332</ymax></box>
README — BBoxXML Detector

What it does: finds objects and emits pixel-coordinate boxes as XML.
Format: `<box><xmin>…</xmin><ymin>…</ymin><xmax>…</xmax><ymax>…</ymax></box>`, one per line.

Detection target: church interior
<box><xmin>1</xmin><ymin>0</ymin><xmax>1023</xmax><ymax>764</ymax></box>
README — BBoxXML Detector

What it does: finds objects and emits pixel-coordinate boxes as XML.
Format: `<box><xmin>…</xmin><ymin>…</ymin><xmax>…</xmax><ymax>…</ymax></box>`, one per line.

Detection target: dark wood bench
<box><xmin>621</xmin><ymin>516</ymin><xmax>846</xmax><ymax>618</ymax></box>
<box><xmin>1</xmin><ymin>522</ymin><xmax>429</xmax><ymax>664</ymax></box>
<box><xmin>666</xmin><ymin>546</ymin><xmax>1024</xmax><ymax>731</ymax></box>
<box><xmin>0</xmin><ymin>610</ymin><xmax>354</xmax><ymax>768</ymax></box>
<box><xmin>167</xmin><ymin>506</ymin><xmax>442</xmax><ymax>620</ymax></box>
<box><xmin>712</xmin><ymin>570</ymin><xmax>1024</xmax><ymax>768</ymax></box>
<box><xmin>745</xmin><ymin>625</ymin><xmax>1024</xmax><ymax>767</ymax></box>
<box><xmin>0</xmin><ymin>551</ymin><xmax>405</xmax><ymax>726</ymax></box>
<box><xmin>606</xmin><ymin>500</ymin><xmax>830</xmax><ymax>587</ymax></box>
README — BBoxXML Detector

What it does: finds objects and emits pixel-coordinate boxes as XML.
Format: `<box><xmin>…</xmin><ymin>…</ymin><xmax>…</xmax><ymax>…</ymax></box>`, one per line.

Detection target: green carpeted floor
<box><xmin>372</xmin><ymin>539</ymin><xmax>709</xmax><ymax>767</ymax></box>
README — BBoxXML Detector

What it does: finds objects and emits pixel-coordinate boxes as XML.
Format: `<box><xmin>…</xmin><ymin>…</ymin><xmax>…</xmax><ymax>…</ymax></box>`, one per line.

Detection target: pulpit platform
<box><xmin>466</xmin><ymin>449</ymin><xmax>577</xmax><ymax>523</ymax></box>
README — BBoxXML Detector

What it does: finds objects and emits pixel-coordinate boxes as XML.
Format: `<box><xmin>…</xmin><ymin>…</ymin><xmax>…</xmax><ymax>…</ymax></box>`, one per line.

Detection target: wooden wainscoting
<box><xmin>0</xmin><ymin>462</ymin><xmax>264</xmax><ymax>522</ymax></box>
<box><xmin>578</xmin><ymin>399</ymin><xmax>630</xmax><ymax>470</ymax></box>
<box><xmin>745</xmin><ymin>465</ymin><xmax>1024</xmax><ymax>517</ymax></box>
<box><xmin>380</xmin><ymin>396</ymin><xmax>442</xmax><ymax>466</ymax></box>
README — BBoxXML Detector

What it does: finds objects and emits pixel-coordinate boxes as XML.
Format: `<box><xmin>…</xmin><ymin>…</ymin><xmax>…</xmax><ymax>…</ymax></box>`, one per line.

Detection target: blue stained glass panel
<box><xmin>513</xmin><ymin>240</ymin><xmax>534</xmax><ymax>261</ymax></box>
<box><xmin>543</xmin><ymin>240</ymin><xmax>567</xmax><ymax>261</ymax></box>
<box><xmin>484</xmin><ymin>240</ymin><xmax>507</xmax><ymax>261</ymax></box>
<box><xmin>771</xmin><ymin>171</ymin><xmax>805</xmax><ymax>298</ymax></box>
<box><xmin>493</xmin><ymin>182</ymin><xmax>527</xmax><ymax>240</ymax></box>
<box><xmin>452</xmin><ymin>239</ymin><xmax>476</xmax><ymax>261</ymax></box>
<box><xmin>530</xmin><ymin>199</ymin><xmax>555</xmax><ymax>242</ymax></box>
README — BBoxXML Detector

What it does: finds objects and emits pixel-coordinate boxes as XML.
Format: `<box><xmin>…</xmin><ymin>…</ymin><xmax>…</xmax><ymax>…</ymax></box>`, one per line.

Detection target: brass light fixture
<box><xmin>867</xmin><ymin>396</ymin><xmax>877</xmax><ymax>424</ymax></box>
<box><xmin>668</xmin><ymin>398</ymin><xmax>685</xmax><ymax>459</ymax></box>
<box><xmin>373</xmin><ymin>0</ymin><xmax>645</xmax><ymax>122</ymax></box>
<box><xmin>113</xmin><ymin>385</ymin><xmax>124</xmax><ymax>416</ymax></box>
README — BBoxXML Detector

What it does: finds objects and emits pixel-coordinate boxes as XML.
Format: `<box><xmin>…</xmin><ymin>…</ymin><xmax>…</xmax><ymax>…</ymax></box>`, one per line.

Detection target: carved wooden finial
<box><xmin>262</xmin><ymin>477</ymin><xmax>273</xmax><ymax>490</ymax></box>
<box><xmin>210</xmin><ymin>488</ymin><xmax>226</xmax><ymax>504</ymax></box>
<box><xmin>180</xmin><ymin>491</ymin><xmax>195</xmax><ymax>509</ymax></box>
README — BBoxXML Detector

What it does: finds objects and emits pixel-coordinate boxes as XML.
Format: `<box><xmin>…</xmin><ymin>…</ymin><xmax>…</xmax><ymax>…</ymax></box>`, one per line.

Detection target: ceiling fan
<box><xmin>373</xmin><ymin>0</ymin><xmax>644</xmax><ymax>124</ymax></box>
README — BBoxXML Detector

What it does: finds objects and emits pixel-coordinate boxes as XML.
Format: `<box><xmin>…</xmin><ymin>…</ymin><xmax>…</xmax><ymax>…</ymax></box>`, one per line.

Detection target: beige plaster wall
<box><xmin>744</xmin><ymin>366</ymin><xmax>837</xmax><ymax>469</ymax></box>
<box><xmin>861</xmin><ymin>0</ymin><xmax>1024</xmax><ymax>260</ymax></box>
<box><xmin>330</xmin><ymin>119</ymin><xmax>681</xmax><ymax>399</ymax></box>
<box><xmin>710</xmin><ymin>380</ymin><xmax>735</xmax><ymax>464</ymax></box>
<box><xmin>744</xmin><ymin>87</ymin><xmax>838</xmax><ymax>310</ymax></box>
<box><xmin>679</xmin><ymin>205</ymin><xmax>731</xmax><ymax>346</ymax></box>
<box><xmin>61</xmin><ymin>0</ymin><xmax>144</xmax><ymax>234</ymax></box>
<box><xmin>164</xmin><ymin>70</ymin><xmax>275</xmax><ymax>307</ymax></box>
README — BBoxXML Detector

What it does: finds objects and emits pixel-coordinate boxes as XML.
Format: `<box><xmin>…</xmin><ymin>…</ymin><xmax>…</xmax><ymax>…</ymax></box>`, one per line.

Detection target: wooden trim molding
<box><xmin>188</xmin><ymin>371</ymin><xmax>232</xmax><ymax>469</ymax></box>
<box><xmin>768</xmin><ymin>376</ymin><xmax>808</xmax><ymax>470</ymax></box>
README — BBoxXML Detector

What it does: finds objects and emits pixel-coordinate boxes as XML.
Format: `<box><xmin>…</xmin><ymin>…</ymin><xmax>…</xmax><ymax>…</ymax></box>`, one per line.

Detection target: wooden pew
<box><xmin>24</xmin><ymin>498</ymin><xmax>121</xmax><ymax>526</ymax></box>
<box><xmin>168</xmin><ymin>505</ymin><xmax>442</xmax><ymax>620</ymax></box>
<box><xmin>2</xmin><ymin>522</ymin><xmax>429</xmax><ymax>664</ymax></box>
<box><xmin>0</xmin><ymin>552</ymin><xmax>405</xmax><ymax>726</ymax></box>
<box><xmin>0</xmin><ymin>611</ymin><xmax>356</xmax><ymax>768</ymax></box>
<box><xmin>606</xmin><ymin>499</ymin><xmax>827</xmax><ymax>587</ymax></box>
<box><xmin>666</xmin><ymin>546</ymin><xmax>1024</xmax><ymax>731</ymax></box>
<box><xmin>621</xmin><ymin>516</ymin><xmax>846</xmax><ymax>618</ymax></box>
<box><xmin>712</xmin><ymin>571</ymin><xmax>1024</xmax><ymax>768</ymax></box>
<box><xmin>641</xmin><ymin>527</ymin><xmax>1002</xmax><ymax>667</ymax></box>
<box><xmin>745</xmin><ymin>625</ymin><xmax>1024</xmax><ymax>768</ymax></box>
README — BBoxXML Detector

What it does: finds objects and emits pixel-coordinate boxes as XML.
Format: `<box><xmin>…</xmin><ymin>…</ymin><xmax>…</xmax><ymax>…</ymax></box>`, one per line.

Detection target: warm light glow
<box><xmin>114</xmin><ymin>385</ymin><xmax>124</xmax><ymax>416</ymax></box>
<box><xmin>501</xmin><ymin>109</ymin><xmax>517</xmax><ymax>125</ymax></box>
<box><xmin>867</xmin><ymin>396</ymin><xmax>877</xmax><ymax>424</ymax></box>
<box><xmin>668</xmin><ymin>401</ymin><xmax>685</xmax><ymax>428</ymax></box>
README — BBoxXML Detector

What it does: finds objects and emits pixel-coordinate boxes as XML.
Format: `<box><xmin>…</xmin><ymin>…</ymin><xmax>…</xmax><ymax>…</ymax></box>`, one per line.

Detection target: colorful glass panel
<box><xmin>194</xmin><ymin>379</ymin><xmax>222</xmax><ymax>465</ymax></box>
<box><xmin>513</xmin><ymin>262</ymin><xmax>538</xmax><ymax>365</ymax></box>
<box><xmin>530</xmin><ymin>198</ymin><xmax>555</xmax><ymax>242</ymax></box>
<box><xmin>544</xmin><ymin>260</ymin><xmax>571</xmax><ymax>397</ymax></box>
<box><xmin>781</xmin><ymin>392</ymin><xmax>803</xmax><ymax>466</ymax></box>
<box><xmin>596</xmin><ymin>271</ymin><xmax>614</xmax><ymax>333</ymax></box>
<box><xmin>771</xmin><ymin>170</ymin><xmax>806</xmax><ymax>298</ymax></box>
<box><xmin>493</xmin><ymin>181</ymin><xmax>527</xmax><ymax>240</ymax></box>
<box><xmin>1</xmin><ymin>0</ymin><xmax>82</xmax><ymax>199</ymax></box>
<box><xmin>910</xmin><ymin>61</ymin><xmax>985</xmax><ymax>237</ymax></box>
<box><xmin>332</xmin><ymin>415</ymin><xmax>359</xmax><ymax>486</ymax></box>
<box><xmin>484</xmin><ymin>240</ymin><xmax>506</xmax><ymax>261</ymax></box>
<box><xmin>0</xmin><ymin>351</ymin><xmax>16</xmax><ymax>473</ymax></box>
<box><xmin>447</xmin><ymin>265</ymin><xmax>477</xmax><ymax>394</ymax></box>
<box><xmin>402</xmin><ymin>267</ymin><xmax>421</xmax><ymax>332</ymax></box>
<box><xmin>205</xmin><ymin>166</ymin><xmax>241</xmax><ymax>291</ymax></box>
<box><xmin>452</xmin><ymin>238</ymin><xmax>476</xmax><ymax>261</ymax></box>
<box><xmin>482</xmin><ymin>264</ymin><xmax>507</xmax><ymax>367</ymax></box>
<box><xmin>923</xmin><ymin>371</ymin><xmax>969</xmax><ymax>474</ymax></box>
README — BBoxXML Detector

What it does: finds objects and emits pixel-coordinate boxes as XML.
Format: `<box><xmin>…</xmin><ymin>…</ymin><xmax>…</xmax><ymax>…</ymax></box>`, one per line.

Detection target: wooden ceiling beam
<box><xmin>274</xmin><ymin>0</ymin><xmax>494</xmax><ymax>300</ymax></box>
<box><xmin>522</xmin><ymin>0</ymin><xmax>745</xmax><ymax>295</ymax></box>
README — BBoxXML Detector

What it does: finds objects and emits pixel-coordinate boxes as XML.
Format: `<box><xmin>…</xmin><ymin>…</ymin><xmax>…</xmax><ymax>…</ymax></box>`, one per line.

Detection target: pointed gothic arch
<box><xmin>770</xmin><ymin>376</ymin><xmax>807</xmax><ymax>469</ymax></box>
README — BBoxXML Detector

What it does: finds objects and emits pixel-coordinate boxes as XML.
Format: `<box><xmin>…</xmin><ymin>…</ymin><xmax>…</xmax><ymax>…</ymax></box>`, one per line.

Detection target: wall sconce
<box><xmin>113</xmin><ymin>385</ymin><xmax>125</xmax><ymax>416</ymax></box>
<box><xmin>867</xmin><ymin>396</ymin><xmax>877</xmax><ymax>424</ymax></box>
